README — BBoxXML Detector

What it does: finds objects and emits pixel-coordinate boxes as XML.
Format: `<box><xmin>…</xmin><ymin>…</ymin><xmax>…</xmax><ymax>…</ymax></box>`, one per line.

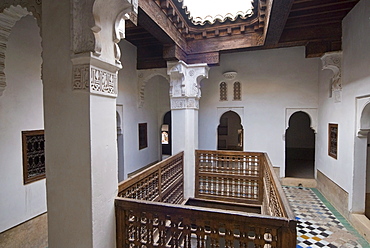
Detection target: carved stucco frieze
<box><xmin>321</xmin><ymin>51</ymin><xmax>342</xmax><ymax>103</ymax></box>
<box><xmin>167</xmin><ymin>61</ymin><xmax>209</xmax><ymax>110</ymax></box>
<box><xmin>137</xmin><ymin>68</ymin><xmax>169</xmax><ymax>108</ymax></box>
<box><xmin>73</xmin><ymin>64</ymin><xmax>118</xmax><ymax>97</ymax></box>
<box><xmin>0</xmin><ymin>4</ymin><xmax>37</xmax><ymax>97</ymax></box>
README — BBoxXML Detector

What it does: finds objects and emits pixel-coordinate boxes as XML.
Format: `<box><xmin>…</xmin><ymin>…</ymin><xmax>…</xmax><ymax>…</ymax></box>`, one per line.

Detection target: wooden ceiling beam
<box><xmin>187</xmin><ymin>32</ymin><xmax>262</xmax><ymax>54</ymax></box>
<box><xmin>264</xmin><ymin>0</ymin><xmax>295</xmax><ymax>46</ymax></box>
<box><xmin>279</xmin><ymin>23</ymin><xmax>341</xmax><ymax>47</ymax></box>
<box><xmin>291</xmin><ymin>0</ymin><xmax>359</xmax><ymax>11</ymax></box>
<box><xmin>138</xmin><ymin>0</ymin><xmax>188</xmax><ymax>50</ymax></box>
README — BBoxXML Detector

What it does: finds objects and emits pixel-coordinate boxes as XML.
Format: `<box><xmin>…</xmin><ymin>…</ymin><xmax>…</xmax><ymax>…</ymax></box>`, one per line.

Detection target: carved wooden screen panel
<box><xmin>220</xmin><ymin>82</ymin><xmax>227</xmax><ymax>101</ymax></box>
<box><xmin>138</xmin><ymin>123</ymin><xmax>147</xmax><ymax>150</ymax></box>
<box><xmin>328</xmin><ymin>123</ymin><xmax>338</xmax><ymax>159</ymax></box>
<box><xmin>116</xmin><ymin>198</ymin><xmax>292</xmax><ymax>248</ymax></box>
<box><xmin>195</xmin><ymin>150</ymin><xmax>263</xmax><ymax>205</ymax></box>
<box><xmin>22</xmin><ymin>130</ymin><xmax>45</xmax><ymax>184</ymax></box>
<box><xmin>233</xmin><ymin>81</ymin><xmax>241</xmax><ymax>100</ymax></box>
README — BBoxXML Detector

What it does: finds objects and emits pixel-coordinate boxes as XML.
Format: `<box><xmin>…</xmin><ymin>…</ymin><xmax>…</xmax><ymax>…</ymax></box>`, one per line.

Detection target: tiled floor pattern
<box><xmin>283</xmin><ymin>186</ymin><xmax>370</xmax><ymax>248</ymax></box>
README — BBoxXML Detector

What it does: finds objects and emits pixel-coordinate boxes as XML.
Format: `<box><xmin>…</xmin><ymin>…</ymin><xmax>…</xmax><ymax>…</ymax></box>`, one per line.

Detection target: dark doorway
<box><xmin>285</xmin><ymin>111</ymin><xmax>315</xmax><ymax>178</ymax></box>
<box><xmin>217</xmin><ymin>111</ymin><xmax>243</xmax><ymax>151</ymax></box>
<box><xmin>162</xmin><ymin>111</ymin><xmax>172</xmax><ymax>157</ymax></box>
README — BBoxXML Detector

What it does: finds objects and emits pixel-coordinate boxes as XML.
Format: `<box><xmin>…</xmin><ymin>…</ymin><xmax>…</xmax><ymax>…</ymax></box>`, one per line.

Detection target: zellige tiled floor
<box><xmin>283</xmin><ymin>186</ymin><xmax>370</xmax><ymax>248</ymax></box>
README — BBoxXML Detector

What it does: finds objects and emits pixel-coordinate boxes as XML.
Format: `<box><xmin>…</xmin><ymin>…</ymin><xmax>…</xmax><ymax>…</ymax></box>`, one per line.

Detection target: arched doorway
<box><xmin>285</xmin><ymin>111</ymin><xmax>315</xmax><ymax>178</ymax></box>
<box><xmin>217</xmin><ymin>111</ymin><xmax>243</xmax><ymax>151</ymax></box>
<box><xmin>162</xmin><ymin>111</ymin><xmax>172</xmax><ymax>159</ymax></box>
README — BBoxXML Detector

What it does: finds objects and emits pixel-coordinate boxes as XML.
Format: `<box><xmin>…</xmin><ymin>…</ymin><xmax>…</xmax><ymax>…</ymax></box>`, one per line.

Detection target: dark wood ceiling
<box><xmin>124</xmin><ymin>0</ymin><xmax>360</xmax><ymax>69</ymax></box>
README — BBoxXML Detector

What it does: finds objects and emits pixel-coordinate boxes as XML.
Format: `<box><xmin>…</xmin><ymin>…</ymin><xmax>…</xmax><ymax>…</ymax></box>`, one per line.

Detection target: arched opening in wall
<box><xmin>117</xmin><ymin>111</ymin><xmax>125</xmax><ymax>182</ymax></box>
<box><xmin>360</xmin><ymin>102</ymin><xmax>370</xmax><ymax>218</ymax></box>
<box><xmin>0</xmin><ymin>8</ymin><xmax>46</xmax><ymax>236</ymax></box>
<box><xmin>285</xmin><ymin>111</ymin><xmax>315</xmax><ymax>178</ymax></box>
<box><xmin>217</xmin><ymin>111</ymin><xmax>243</xmax><ymax>151</ymax></box>
<box><xmin>366</xmin><ymin>131</ymin><xmax>370</xmax><ymax>218</ymax></box>
<box><xmin>161</xmin><ymin>111</ymin><xmax>172</xmax><ymax>159</ymax></box>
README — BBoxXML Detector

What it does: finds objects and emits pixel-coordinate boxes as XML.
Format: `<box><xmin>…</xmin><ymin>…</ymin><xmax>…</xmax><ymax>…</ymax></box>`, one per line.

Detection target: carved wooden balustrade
<box><xmin>116</xmin><ymin>150</ymin><xmax>296</xmax><ymax>248</ymax></box>
<box><xmin>117</xmin><ymin>151</ymin><xmax>184</xmax><ymax>204</ymax></box>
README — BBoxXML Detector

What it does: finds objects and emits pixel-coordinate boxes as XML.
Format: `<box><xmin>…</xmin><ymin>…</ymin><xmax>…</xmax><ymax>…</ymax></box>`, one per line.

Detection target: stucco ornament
<box><xmin>137</xmin><ymin>68</ymin><xmax>169</xmax><ymax>108</ymax></box>
<box><xmin>321</xmin><ymin>51</ymin><xmax>342</xmax><ymax>103</ymax></box>
<box><xmin>71</xmin><ymin>0</ymin><xmax>138</xmax><ymax>97</ymax></box>
<box><xmin>167</xmin><ymin>61</ymin><xmax>209</xmax><ymax>110</ymax></box>
<box><xmin>0</xmin><ymin>2</ymin><xmax>41</xmax><ymax>97</ymax></box>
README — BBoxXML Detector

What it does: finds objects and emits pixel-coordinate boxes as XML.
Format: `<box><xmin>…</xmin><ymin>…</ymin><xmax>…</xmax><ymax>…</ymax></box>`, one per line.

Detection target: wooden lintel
<box><xmin>305</xmin><ymin>41</ymin><xmax>341</xmax><ymax>58</ymax></box>
<box><xmin>163</xmin><ymin>44</ymin><xmax>187</xmax><ymax>62</ymax></box>
<box><xmin>187</xmin><ymin>52</ymin><xmax>220</xmax><ymax>65</ymax></box>
<box><xmin>187</xmin><ymin>33</ymin><xmax>261</xmax><ymax>54</ymax></box>
<box><xmin>137</xmin><ymin>57</ymin><xmax>167</xmax><ymax>69</ymax></box>
<box><xmin>264</xmin><ymin>0</ymin><xmax>294</xmax><ymax>45</ymax></box>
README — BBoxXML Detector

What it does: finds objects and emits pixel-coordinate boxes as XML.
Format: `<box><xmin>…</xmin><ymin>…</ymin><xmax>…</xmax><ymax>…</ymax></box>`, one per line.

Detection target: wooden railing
<box><xmin>118</xmin><ymin>151</ymin><xmax>184</xmax><ymax>204</ymax></box>
<box><xmin>262</xmin><ymin>153</ymin><xmax>294</xmax><ymax>218</ymax></box>
<box><xmin>116</xmin><ymin>198</ymin><xmax>296</xmax><ymax>248</ymax></box>
<box><xmin>195</xmin><ymin>150</ymin><xmax>264</xmax><ymax>205</ymax></box>
<box><xmin>116</xmin><ymin>150</ymin><xmax>296</xmax><ymax>248</ymax></box>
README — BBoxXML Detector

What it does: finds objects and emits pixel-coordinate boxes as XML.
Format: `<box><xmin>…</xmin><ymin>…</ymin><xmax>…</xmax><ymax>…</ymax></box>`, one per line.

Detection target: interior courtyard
<box><xmin>1</xmin><ymin>0</ymin><xmax>370</xmax><ymax>247</ymax></box>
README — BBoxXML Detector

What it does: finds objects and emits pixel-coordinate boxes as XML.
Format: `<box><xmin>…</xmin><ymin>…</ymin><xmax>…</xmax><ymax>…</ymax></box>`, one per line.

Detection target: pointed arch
<box><xmin>0</xmin><ymin>5</ymin><xmax>41</xmax><ymax>97</ymax></box>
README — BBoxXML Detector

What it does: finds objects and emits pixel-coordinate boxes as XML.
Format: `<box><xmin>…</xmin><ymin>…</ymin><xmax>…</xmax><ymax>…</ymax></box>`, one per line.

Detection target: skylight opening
<box><xmin>182</xmin><ymin>0</ymin><xmax>254</xmax><ymax>24</ymax></box>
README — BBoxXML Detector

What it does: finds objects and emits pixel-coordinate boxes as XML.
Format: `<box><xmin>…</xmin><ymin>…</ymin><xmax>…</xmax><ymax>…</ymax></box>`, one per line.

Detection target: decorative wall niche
<box><xmin>139</xmin><ymin>123</ymin><xmax>148</xmax><ymax>150</ymax></box>
<box><xmin>22</xmin><ymin>130</ymin><xmax>45</xmax><ymax>184</ymax></box>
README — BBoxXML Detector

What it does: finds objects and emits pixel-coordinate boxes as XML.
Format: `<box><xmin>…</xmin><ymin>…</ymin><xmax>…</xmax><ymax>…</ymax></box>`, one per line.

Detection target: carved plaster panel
<box><xmin>73</xmin><ymin>64</ymin><xmax>118</xmax><ymax>97</ymax></box>
<box><xmin>171</xmin><ymin>97</ymin><xmax>199</xmax><ymax>110</ymax></box>
<box><xmin>0</xmin><ymin>5</ymin><xmax>34</xmax><ymax>97</ymax></box>
<box><xmin>321</xmin><ymin>52</ymin><xmax>342</xmax><ymax>102</ymax></box>
<box><xmin>137</xmin><ymin>68</ymin><xmax>169</xmax><ymax>108</ymax></box>
<box><xmin>167</xmin><ymin>61</ymin><xmax>209</xmax><ymax>110</ymax></box>
<box><xmin>167</xmin><ymin>61</ymin><xmax>209</xmax><ymax>99</ymax></box>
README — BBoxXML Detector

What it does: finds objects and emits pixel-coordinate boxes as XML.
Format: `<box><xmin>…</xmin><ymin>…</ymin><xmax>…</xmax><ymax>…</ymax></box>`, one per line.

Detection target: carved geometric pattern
<box><xmin>0</xmin><ymin>5</ymin><xmax>34</xmax><ymax>97</ymax></box>
<box><xmin>22</xmin><ymin>130</ymin><xmax>45</xmax><ymax>184</ymax></box>
<box><xmin>233</xmin><ymin>81</ymin><xmax>241</xmax><ymax>101</ymax></box>
<box><xmin>220</xmin><ymin>82</ymin><xmax>227</xmax><ymax>101</ymax></box>
<box><xmin>73</xmin><ymin>64</ymin><xmax>117</xmax><ymax>97</ymax></box>
<box><xmin>171</xmin><ymin>97</ymin><xmax>199</xmax><ymax>110</ymax></box>
<box><xmin>118</xmin><ymin>201</ymin><xmax>280</xmax><ymax>248</ymax></box>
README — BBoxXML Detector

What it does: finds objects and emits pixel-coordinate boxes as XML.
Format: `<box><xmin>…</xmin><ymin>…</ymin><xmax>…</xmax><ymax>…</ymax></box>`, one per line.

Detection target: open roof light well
<box><xmin>181</xmin><ymin>0</ymin><xmax>254</xmax><ymax>25</ymax></box>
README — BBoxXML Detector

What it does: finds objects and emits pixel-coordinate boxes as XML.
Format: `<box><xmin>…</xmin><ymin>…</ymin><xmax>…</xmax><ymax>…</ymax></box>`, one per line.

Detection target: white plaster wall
<box><xmin>199</xmin><ymin>46</ymin><xmax>319</xmax><ymax>176</ymax></box>
<box><xmin>118</xmin><ymin>40</ymin><xmax>170</xmax><ymax>178</ymax></box>
<box><xmin>316</xmin><ymin>0</ymin><xmax>370</xmax><ymax>211</ymax></box>
<box><xmin>0</xmin><ymin>15</ymin><xmax>45</xmax><ymax>232</ymax></box>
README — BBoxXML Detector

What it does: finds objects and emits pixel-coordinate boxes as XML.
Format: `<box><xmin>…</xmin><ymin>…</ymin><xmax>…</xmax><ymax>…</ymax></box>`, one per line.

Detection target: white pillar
<box><xmin>167</xmin><ymin>61</ymin><xmax>209</xmax><ymax>198</ymax></box>
<box><xmin>43</xmin><ymin>0</ymin><xmax>136</xmax><ymax>247</ymax></box>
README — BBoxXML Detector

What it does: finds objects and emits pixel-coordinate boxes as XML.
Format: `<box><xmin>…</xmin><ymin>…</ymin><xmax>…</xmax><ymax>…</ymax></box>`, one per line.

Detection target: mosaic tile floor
<box><xmin>283</xmin><ymin>186</ymin><xmax>370</xmax><ymax>248</ymax></box>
